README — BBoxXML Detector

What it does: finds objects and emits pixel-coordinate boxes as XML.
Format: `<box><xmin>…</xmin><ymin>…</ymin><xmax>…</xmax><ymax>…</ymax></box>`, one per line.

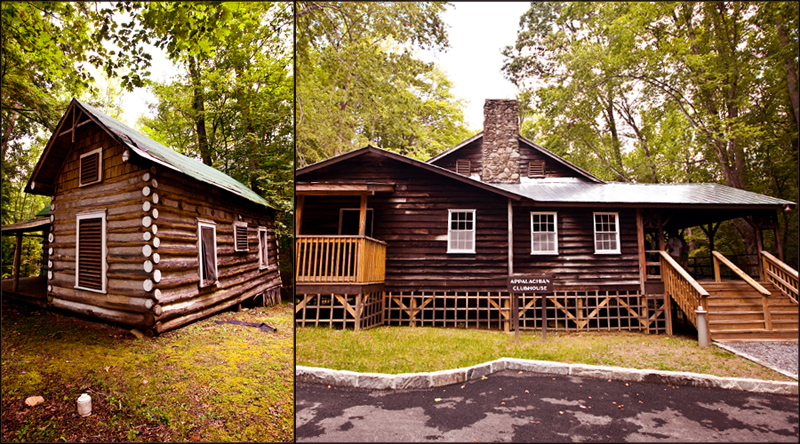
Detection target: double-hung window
<box><xmin>593</xmin><ymin>212</ymin><xmax>620</xmax><ymax>254</ymax></box>
<box><xmin>447</xmin><ymin>209</ymin><xmax>476</xmax><ymax>253</ymax></box>
<box><xmin>258</xmin><ymin>227</ymin><xmax>268</xmax><ymax>268</ymax></box>
<box><xmin>531</xmin><ymin>212</ymin><xmax>558</xmax><ymax>254</ymax></box>
<box><xmin>198</xmin><ymin>220</ymin><xmax>218</xmax><ymax>287</ymax></box>
<box><xmin>75</xmin><ymin>210</ymin><xmax>107</xmax><ymax>292</ymax></box>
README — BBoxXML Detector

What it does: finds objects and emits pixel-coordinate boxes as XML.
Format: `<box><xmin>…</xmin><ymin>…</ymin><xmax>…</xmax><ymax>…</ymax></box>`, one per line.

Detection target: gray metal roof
<box><xmin>76</xmin><ymin>100</ymin><xmax>271</xmax><ymax>208</ymax></box>
<box><xmin>493</xmin><ymin>182</ymin><xmax>796</xmax><ymax>207</ymax></box>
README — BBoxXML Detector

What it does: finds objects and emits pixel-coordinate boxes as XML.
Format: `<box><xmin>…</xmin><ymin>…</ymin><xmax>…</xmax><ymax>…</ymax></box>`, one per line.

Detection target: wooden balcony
<box><xmin>296</xmin><ymin>235</ymin><xmax>387</xmax><ymax>286</ymax></box>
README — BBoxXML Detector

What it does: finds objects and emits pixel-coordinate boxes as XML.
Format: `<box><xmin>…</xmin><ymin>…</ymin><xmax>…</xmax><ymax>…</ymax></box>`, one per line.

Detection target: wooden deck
<box><xmin>1</xmin><ymin>276</ymin><xmax>48</xmax><ymax>307</ymax></box>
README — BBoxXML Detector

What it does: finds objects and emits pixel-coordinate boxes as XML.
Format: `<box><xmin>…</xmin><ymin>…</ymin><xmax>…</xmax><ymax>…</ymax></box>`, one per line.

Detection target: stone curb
<box><xmin>297</xmin><ymin>358</ymin><xmax>798</xmax><ymax>396</ymax></box>
<box><xmin>713</xmin><ymin>342</ymin><xmax>799</xmax><ymax>381</ymax></box>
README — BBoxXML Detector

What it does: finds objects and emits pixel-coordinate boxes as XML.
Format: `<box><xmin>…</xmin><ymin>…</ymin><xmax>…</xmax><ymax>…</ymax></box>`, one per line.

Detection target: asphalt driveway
<box><xmin>297</xmin><ymin>370</ymin><xmax>799</xmax><ymax>442</ymax></box>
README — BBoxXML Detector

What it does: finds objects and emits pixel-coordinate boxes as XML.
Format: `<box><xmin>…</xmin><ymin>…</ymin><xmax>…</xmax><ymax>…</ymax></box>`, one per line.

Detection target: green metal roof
<box><xmin>35</xmin><ymin>204</ymin><xmax>50</xmax><ymax>217</ymax></box>
<box><xmin>75</xmin><ymin>99</ymin><xmax>271</xmax><ymax>208</ymax></box>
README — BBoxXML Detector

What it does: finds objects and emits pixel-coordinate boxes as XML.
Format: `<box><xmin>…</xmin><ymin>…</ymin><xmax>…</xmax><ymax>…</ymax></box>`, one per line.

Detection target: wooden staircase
<box><xmin>704</xmin><ymin>281</ymin><xmax>799</xmax><ymax>342</ymax></box>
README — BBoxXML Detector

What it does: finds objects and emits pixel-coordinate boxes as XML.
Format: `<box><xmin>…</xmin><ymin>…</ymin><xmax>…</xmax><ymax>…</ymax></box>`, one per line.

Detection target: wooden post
<box><xmin>636</xmin><ymin>209</ymin><xmax>646</xmax><ymax>295</ymax></box>
<box><xmin>358</xmin><ymin>194</ymin><xmax>367</xmax><ymax>237</ymax></box>
<box><xmin>664</xmin><ymin>292</ymin><xmax>673</xmax><ymax>336</ymax></box>
<box><xmin>713</xmin><ymin>254</ymin><xmax>721</xmax><ymax>282</ymax></box>
<box><xmin>754</xmin><ymin>226</ymin><xmax>765</xmax><ymax>281</ymax></box>
<box><xmin>355</xmin><ymin>293</ymin><xmax>363</xmax><ymax>332</ymax></box>
<box><xmin>12</xmin><ymin>232</ymin><xmax>22</xmax><ymax>292</ymax></box>
<box><xmin>512</xmin><ymin>292</ymin><xmax>519</xmax><ymax>341</ymax></box>
<box><xmin>541</xmin><ymin>296</ymin><xmax>547</xmax><ymax>341</ymax></box>
<box><xmin>296</xmin><ymin>195</ymin><xmax>304</xmax><ymax>236</ymax></box>
<box><xmin>507</xmin><ymin>198</ymin><xmax>513</xmax><ymax>276</ymax></box>
<box><xmin>774</xmin><ymin>224</ymin><xmax>784</xmax><ymax>261</ymax></box>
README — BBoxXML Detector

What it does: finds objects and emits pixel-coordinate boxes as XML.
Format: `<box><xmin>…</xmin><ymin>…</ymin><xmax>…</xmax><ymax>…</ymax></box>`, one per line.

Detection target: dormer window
<box><xmin>528</xmin><ymin>160</ymin><xmax>546</xmax><ymax>178</ymax></box>
<box><xmin>79</xmin><ymin>148</ymin><xmax>102</xmax><ymax>186</ymax></box>
<box><xmin>456</xmin><ymin>159</ymin><xmax>471</xmax><ymax>176</ymax></box>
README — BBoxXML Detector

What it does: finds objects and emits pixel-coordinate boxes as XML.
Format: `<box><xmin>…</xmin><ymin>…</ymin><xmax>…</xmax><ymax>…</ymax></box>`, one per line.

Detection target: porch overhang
<box><xmin>296</xmin><ymin>182</ymin><xmax>395</xmax><ymax>195</ymax></box>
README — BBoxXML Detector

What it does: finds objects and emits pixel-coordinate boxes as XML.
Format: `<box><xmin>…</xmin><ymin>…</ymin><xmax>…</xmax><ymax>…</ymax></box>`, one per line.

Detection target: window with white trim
<box><xmin>531</xmin><ymin>212</ymin><xmax>558</xmax><ymax>254</ymax></box>
<box><xmin>258</xmin><ymin>227</ymin><xmax>268</xmax><ymax>268</ymax></box>
<box><xmin>198</xmin><ymin>220</ymin><xmax>218</xmax><ymax>287</ymax></box>
<box><xmin>233</xmin><ymin>221</ymin><xmax>248</xmax><ymax>252</ymax></box>
<box><xmin>75</xmin><ymin>210</ymin><xmax>106</xmax><ymax>293</ymax></box>
<box><xmin>447</xmin><ymin>209</ymin><xmax>476</xmax><ymax>253</ymax></box>
<box><xmin>79</xmin><ymin>148</ymin><xmax>103</xmax><ymax>186</ymax></box>
<box><xmin>593</xmin><ymin>212</ymin><xmax>620</xmax><ymax>254</ymax></box>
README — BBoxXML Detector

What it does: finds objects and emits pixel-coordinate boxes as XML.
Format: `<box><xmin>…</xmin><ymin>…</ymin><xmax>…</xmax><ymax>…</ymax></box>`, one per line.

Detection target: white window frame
<box><xmin>593</xmin><ymin>212</ymin><xmax>621</xmax><ymax>254</ymax></box>
<box><xmin>530</xmin><ymin>211</ymin><xmax>558</xmax><ymax>255</ymax></box>
<box><xmin>447</xmin><ymin>209</ymin><xmax>476</xmax><ymax>254</ymax></box>
<box><xmin>233</xmin><ymin>221</ymin><xmax>249</xmax><ymax>252</ymax></box>
<box><xmin>78</xmin><ymin>147</ymin><xmax>103</xmax><ymax>187</ymax></box>
<box><xmin>258</xmin><ymin>226</ymin><xmax>269</xmax><ymax>269</ymax></box>
<box><xmin>197</xmin><ymin>219</ymin><xmax>218</xmax><ymax>287</ymax></box>
<box><xmin>75</xmin><ymin>209</ymin><xmax>107</xmax><ymax>293</ymax></box>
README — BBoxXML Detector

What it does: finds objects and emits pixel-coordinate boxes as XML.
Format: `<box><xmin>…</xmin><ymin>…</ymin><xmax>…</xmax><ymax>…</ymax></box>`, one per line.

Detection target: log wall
<box><xmin>512</xmin><ymin>205</ymin><xmax>641</xmax><ymax>289</ymax></box>
<box><xmin>47</xmin><ymin>122</ymin><xmax>281</xmax><ymax>335</ymax></box>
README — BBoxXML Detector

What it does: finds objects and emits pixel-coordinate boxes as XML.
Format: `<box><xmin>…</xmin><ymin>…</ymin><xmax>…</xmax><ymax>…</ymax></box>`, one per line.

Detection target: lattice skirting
<box><xmin>296</xmin><ymin>290</ymin><xmax>667</xmax><ymax>333</ymax></box>
<box><xmin>295</xmin><ymin>291</ymin><xmax>384</xmax><ymax>331</ymax></box>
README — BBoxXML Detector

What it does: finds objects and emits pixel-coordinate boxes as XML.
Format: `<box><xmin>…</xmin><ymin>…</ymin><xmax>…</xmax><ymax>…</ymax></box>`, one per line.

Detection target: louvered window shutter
<box><xmin>456</xmin><ymin>159</ymin><xmax>471</xmax><ymax>175</ymax></box>
<box><xmin>80</xmin><ymin>150</ymin><xmax>101</xmax><ymax>185</ymax></box>
<box><xmin>529</xmin><ymin>160</ymin><xmax>546</xmax><ymax>178</ymax></box>
<box><xmin>234</xmin><ymin>224</ymin><xmax>248</xmax><ymax>251</ymax></box>
<box><xmin>77</xmin><ymin>217</ymin><xmax>103</xmax><ymax>290</ymax></box>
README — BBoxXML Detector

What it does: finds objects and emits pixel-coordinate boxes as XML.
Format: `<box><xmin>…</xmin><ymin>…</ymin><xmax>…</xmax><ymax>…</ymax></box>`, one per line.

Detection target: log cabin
<box><xmin>295</xmin><ymin>99</ymin><xmax>798</xmax><ymax>342</ymax></box>
<box><xmin>19</xmin><ymin>99</ymin><xmax>282</xmax><ymax>336</ymax></box>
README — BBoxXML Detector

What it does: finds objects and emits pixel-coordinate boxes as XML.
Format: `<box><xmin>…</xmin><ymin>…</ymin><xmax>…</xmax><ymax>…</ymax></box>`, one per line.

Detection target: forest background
<box><xmin>295</xmin><ymin>1</ymin><xmax>798</xmax><ymax>267</ymax></box>
<box><xmin>1</xmin><ymin>2</ymin><xmax>294</xmax><ymax>285</ymax></box>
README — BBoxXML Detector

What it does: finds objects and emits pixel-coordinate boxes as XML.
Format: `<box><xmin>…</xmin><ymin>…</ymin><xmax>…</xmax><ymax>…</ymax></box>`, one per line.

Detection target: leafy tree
<box><xmin>296</xmin><ymin>1</ymin><xmax>471</xmax><ymax>165</ymax></box>
<box><xmin>504</xmin><ymin>1</ymin><xmax>798</xmax><ymax>264</ymax></box>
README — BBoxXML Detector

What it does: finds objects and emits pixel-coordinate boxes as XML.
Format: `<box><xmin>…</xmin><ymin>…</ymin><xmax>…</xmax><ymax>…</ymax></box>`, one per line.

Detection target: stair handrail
<box><xmin>712</xmin><ymin>251</ymin><xmax>773</xmax><ymax>330</ymax></box>
<box><xmin>659</xmin><ymin>251</ymin><xmax>709</xmax><ymax>329</ymax></box>
<box><xmin>761</xmin><ymin>251</ymin><xmax>798</xmax><ymax>304</ymax></box>
<box><xmin>711</xmin><ymin>251</ymin><xmax>771</xmax><ymax>296</ymax></box>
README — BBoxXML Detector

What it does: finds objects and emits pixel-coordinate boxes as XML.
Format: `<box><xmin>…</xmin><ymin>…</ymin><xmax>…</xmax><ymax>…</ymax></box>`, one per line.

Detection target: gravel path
<box><xmin>720</xmin><ymin>342</ymin><xmax>798</xmax><ymax>378</ymax></box>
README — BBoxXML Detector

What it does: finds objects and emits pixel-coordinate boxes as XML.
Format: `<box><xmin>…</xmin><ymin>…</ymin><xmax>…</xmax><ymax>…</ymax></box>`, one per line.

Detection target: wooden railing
<box><xmin>660</xmin><ymin>251</ymin><xmax>708</xmax><ymax>329</ymax></box>
<box><xmin>296</xmin><ymin>235</ymin><xmax>387</xmax><ymax>284</ymax></box>
<box><xmin>712</xmin><ymin>251</ymin><xmax>773</xmax><ymax>329</ymax></box>
<box><xmin>761</xmin><ymin>251</ymin><xmax>798</xmax><ymax>304</ymax></box>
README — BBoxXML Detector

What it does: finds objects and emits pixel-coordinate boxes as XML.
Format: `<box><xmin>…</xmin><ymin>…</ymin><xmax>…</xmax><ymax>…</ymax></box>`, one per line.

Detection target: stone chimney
<box><xmin>481</xmin><ymin>99</ymin><xmax>520</xmax><ymax>183</ymax></box>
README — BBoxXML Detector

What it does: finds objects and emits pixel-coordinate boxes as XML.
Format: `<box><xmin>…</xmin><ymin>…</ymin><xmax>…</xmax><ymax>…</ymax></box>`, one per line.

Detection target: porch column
<box><xmin>296</xmin><ymin>195</ymin><xmax>304</xmax><ymax>236</ymax></box>
<box><xmin>507</xmin><ymin>198</ymin><xmax>513</xmax><ymax>276</ymax></box>
<box><xmin>636</xmin><ymin>209</ymin><xmax>645</xmax><ymax>294</ymax></box>
<box><xmin>358</xmin><ymin>194</ymin><xmax>368</xmax><ymax>237</ymax></box>
<box><xmin>12</xmin><ymin>232</ymin><xmax>22</xmax><ymax>292</ymax></box>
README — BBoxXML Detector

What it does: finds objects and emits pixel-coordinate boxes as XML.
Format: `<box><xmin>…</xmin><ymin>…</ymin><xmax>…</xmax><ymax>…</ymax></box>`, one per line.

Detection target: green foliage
<box><xmin>504</xmin><ymin>1</ymin><xmax>798</xmax><ymax>263</ymax></box>
<box><xmin>130</xmin><ymin>2</ymin><xmax>294</xmax><ymax>213</ymax></box>
<box><xmin>296</xmin><ymin>1</ymin><xmax>471</xmax><ymax>165</ymax></box>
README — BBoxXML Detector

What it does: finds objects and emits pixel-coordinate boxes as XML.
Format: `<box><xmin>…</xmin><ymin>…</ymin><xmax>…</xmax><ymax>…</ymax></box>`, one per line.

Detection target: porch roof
<box><xmin>1</xmin><ymin>217</ymin><xmax>51</xmax><ymax>235</ymax></box>
<box><xmin>296</xmin><ymin>182</ymin><xmax>395</xmax><ymax>195</ymax></box>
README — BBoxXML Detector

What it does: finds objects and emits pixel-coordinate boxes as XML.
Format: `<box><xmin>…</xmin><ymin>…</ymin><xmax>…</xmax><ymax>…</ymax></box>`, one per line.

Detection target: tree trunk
<box><xmin>188</xmin><ymin>56</ymin><xmax>213</xmax><ymax>166</ymax></box>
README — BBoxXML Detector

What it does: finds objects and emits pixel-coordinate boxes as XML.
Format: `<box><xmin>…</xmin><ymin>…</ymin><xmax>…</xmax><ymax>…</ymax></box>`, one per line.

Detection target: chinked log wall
<box><xmin>48</xmin><ymin>124</ymin><xmax>280</xmax><ymax>335</ymax></box>
<box><xmin>144</xmin><ymin>168</ymin><xmax>281</xmax><ymax>334</ymax></box>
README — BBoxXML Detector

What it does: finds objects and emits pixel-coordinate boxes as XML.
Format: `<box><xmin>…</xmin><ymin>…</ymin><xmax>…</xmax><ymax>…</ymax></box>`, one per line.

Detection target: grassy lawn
<box><xmin>297</xmin><ymin>326</ymin><xmax>794</xmax><ymax>382</ymax></box>
<box><xmin>1</xmin><ymin>299</ymin><xmax>294</xmax><ymax>442</ymax></box>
